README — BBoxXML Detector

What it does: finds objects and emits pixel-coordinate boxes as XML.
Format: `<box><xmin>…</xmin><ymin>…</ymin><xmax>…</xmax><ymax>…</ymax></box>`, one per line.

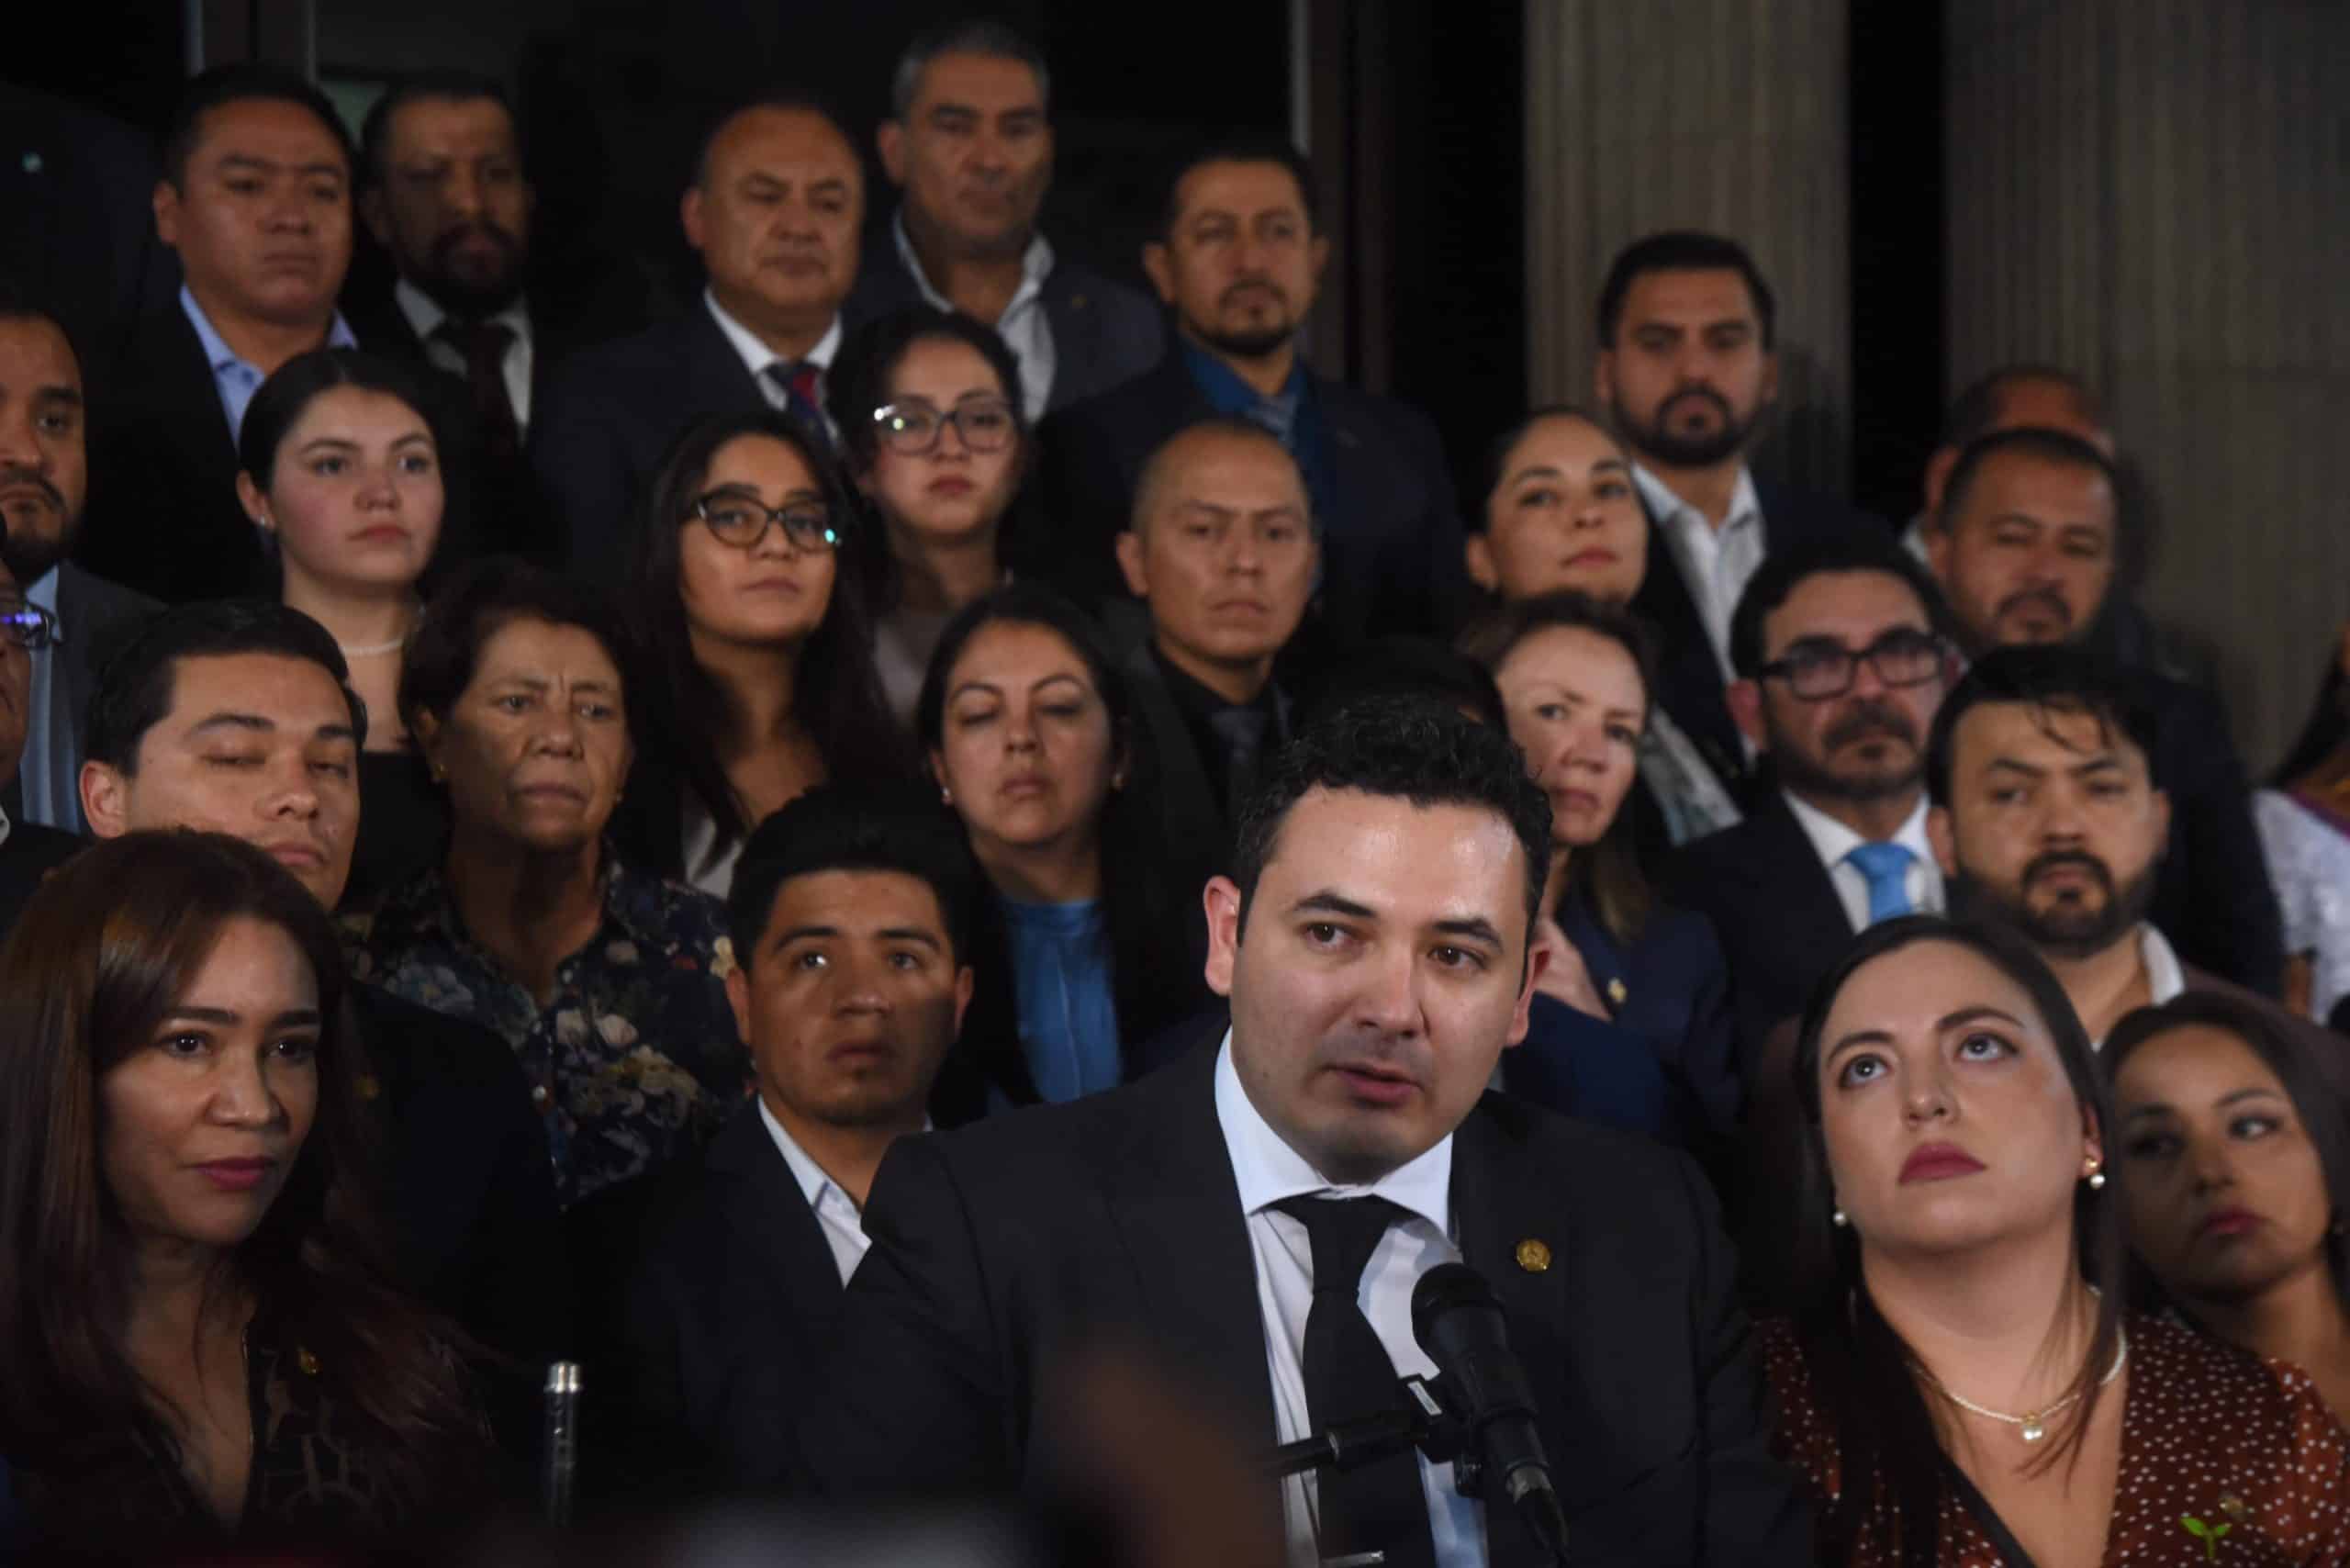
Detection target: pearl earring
<box><xmin>2085</xmin><ymin>1159</ymin><xmax>2106</xmax><ymax>1191</ymax></box>
<box><xmin>939</xmin><ymin>786</ymin><xmax>953</xmax><ymax>806</ymax></box>
<box><xmin>1831</xmin><ymin>1208</ymin><xmax>1848</xmax><ymax>1227</ymax></box>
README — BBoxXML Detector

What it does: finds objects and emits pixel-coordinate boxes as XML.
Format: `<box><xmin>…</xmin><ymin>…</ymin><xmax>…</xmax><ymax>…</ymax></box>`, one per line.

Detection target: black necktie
<box><xmin>432</xmin><ymin>318</ymin><xmax>520</xmax><ymax>464</ymax></box>
<box><xmin>1209</xmin><ymin>704</ymin><xmax>1271</xmax><ymax>817</ymax></box>
<box><xmin>1271</xmin><ymin>1195</ymin><xmax>1438</xmax><ymax>1568</ymax></box>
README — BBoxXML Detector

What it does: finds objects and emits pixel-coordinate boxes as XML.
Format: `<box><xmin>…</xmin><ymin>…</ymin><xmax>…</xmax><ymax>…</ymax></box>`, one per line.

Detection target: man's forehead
<box><xmin>0</xmin><ymin>317</ymin><xmax>81</xmax><ymax>385</ymax></box>
<box><xmin>721</xmin><ymin>109</ymin><xmax>858</xmax><ymax>175</ymax></box>
<box><xmin>1767</xmin><ymin>570</ymin><xmax>1929</xmax><ymax>651</ymax></box>
<box><xmin>194</xmin><ymin>97</ymin><xmax>349</xmax><ymax>169</ymax></box>
<box><xmin>388</xmin><ymin>95</ymin><xmax>518</xmax><ymax>153</ymax></box>
<box><xmin>1175</xmin><ymin>160</ymin><xmax>1306</xmax><ymax>219</ymax></box>
<box><xmin>1623</xmin><ymin>267</ymin><xmax>1757</xmax><ymax>324</ymax></box>
<box><xmin>1158</xmin><ymin>438</ymin><xmax>1306</xmax><ymax>510</ymax></box>
<box><xmin>915</xmin><ymin>51</ymin><xmax>1046</xmax><ymax>113</ymax></box>
<box><xmin>1263</xmin><ymin>788</ymin><xmax>1526</xmax><ymax>886</ymax></box>
<box><xmin>1961</xmin><ymin>455</ymin><xmax>2114</xmax><ymax>522</ymax></box>
<box><xmin>164</xmin><ymin>652</ymin><xmax>347</xmax><ymax>722</ymax></box>
<box><xmin>1957</xmin><ymin>700</ymin><xmax>2143</xmax><ymax>770</ymax></box>
<box><xmin>765</xmin><ymin>868</ymin><xmax>948</xmax><ymax>936</ymax></box>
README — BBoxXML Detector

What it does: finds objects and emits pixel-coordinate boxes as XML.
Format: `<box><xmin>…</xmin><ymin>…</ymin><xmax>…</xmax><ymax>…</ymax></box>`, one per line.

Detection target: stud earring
<box><xmin>2085</xmin><ymin>1157</ymin><xmax>2106</xmax><ymax>1191</ymax></box>
<box><xmin>939</xmin><ymin>786</ymin><xmax>953</xmax><ymax>806</ymax></box>
<box><xmin>1831</xmin><ymin>1208</ymin><xmax>1848</xmax><ymax>1228</ymax></box>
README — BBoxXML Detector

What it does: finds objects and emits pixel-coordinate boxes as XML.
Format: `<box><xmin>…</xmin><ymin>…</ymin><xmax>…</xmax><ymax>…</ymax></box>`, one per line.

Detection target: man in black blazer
<box><xmin>1670</xmin><ymin>538</ymin><xmax>1960</xmax><ymax>1076</ymax></box>
<box><xmin>0</xmin><ymin>296</ymin><xmax>160</xmax><ymax>834</ymax></box>
<box><xmin>1923</xmin><ymin>426</ymin><xmax>2285</xmax><ymax>994</ymax></box>
<box><xmin>78</xmin><ymin>65</ymin><xmax>365</xmax><ymax>607</ymax></box>
<box><xmin>1035</xmin><ymin>136</ymin><xmax>1472</xmax><ymax>641</ymax></box>
<box><xmin>1595</xmin><ymin>232</ymin><xmax>1884</xmax><ymax>804</ymax></box>
<box><xmin>531</xmin><ymin>97</ymin><xmax>865</xmax><ymax>580</ymax></box>
<box><xmin>77</xmin><ymin>599</ymin><xmax>565</xmax><ymax>1448</ymax></box>
<box><xmin>798</xmin><ymin>699</ymin><xmax>1810</xmax><ymax>1565</ymax></box>
<box><xmin>568</xmin><ymin>785</ymin><xmax>975</xmax><ymax>1499</ymax></box>
<box><xmin>846</xmin><ymin>21</ymin><xmax>1161</xmax><ymax>420</ymax></box>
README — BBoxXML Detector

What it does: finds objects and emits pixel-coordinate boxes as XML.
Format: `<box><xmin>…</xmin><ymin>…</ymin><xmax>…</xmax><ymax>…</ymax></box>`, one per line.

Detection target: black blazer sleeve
<box><xmin>529</xmin><ymin>344</ymin><xmax>643</xmax><ymax>577</ymax></box>
<box><xmin>2145</xmin><ymin>675</ymin><xmax>2287</xmax><ymax>996</ymax></box>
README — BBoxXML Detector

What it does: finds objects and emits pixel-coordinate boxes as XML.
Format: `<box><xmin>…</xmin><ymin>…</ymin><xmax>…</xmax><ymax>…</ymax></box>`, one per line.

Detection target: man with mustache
<box><xmin>1037</xmin><ymin>135</ymin><xmax>1472</xmax><ymax>641</ymax></box>
<box><xmin>1926</xmin><ymin>644</ymin><xmax>2312</xmax><ymax>1058</ymax></box>
<box><xmin>795</xmin><ymin>696</ymin><xmax>1811</xmax><ymax>1564</ymax></box>
<box><xmin>1926</xmin><ymin>425</ymin><xmax>2284</xmax><ymax>996</ymax></box>
<box><xmin>532</xmin><ymin>95</ymin><xmax>863</xmax><ymax>577</ymax></box>
<box><xmin>0</xmin><ymin>290</ymin><xmax>159</xmax><ymax>833</ymax></box>
<box><xmin>78</xmin><ymin>64</ymin><xmax>364</xmax><ymax>605</ymax></box>
<box><xmin>1594</xmin><ymin>231</ymin><xmax>1884</xmax><ymax>807</ymax></box>
<box><xmin>1670</xmin><ymin>538</ymin><xmax>1957</xmax><ymax>1075</ymax></box>
<box><xmin>846</xmin><ymin>20</ymin><xmax>1161</xmax><ymax>421</ymax></box>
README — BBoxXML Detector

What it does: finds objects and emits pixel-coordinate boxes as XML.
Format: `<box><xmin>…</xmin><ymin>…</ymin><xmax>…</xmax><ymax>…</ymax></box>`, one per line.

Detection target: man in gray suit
<box><xmin>846</xmin><ymin>19</ymin><xmax>1161</xmax><ymax>420</ymax></box>
<box><xmin>0</xmin><ymin>289</ymin><xmax>157</xmax><ymax>832</ymax></box>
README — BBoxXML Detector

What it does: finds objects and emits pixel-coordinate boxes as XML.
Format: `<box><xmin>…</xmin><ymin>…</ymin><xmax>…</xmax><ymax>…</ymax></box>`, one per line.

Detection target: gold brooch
<box><xmin>1606</xmin><ymin>978</ymin><xmax>1628</xmax><ymax>1007</ymax></box>
<box><xmin>1516</xmin><ymin>1238</ymin><xmax>1552</xmax><ymax>1273</ymax></box>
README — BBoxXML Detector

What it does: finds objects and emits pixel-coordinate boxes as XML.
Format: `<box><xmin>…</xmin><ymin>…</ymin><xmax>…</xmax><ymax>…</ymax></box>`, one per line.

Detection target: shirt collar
<box><xmin>890</xmin><ymin>207</ymin><xmax>1055</xmax><ymax>311</ymax></box>
<box><xmin>393</xmin><ymin>277</ymin><xmax>531</xmax><ymax>348</ymax></box>
<box><xmin>759</xmin><ymin>1094</ymin><xmax>852</xmax><ymax>1213</ymax></box>
<box><xmin>1781</xmin><ymin>789</ymin><xmax>1933</xmax><ymax>874</ymax></box>
<box><xmin>2138</xmin><ymin>923</ymin><xmax>2187</xmax><ymax>1006</ymax></box>
<box><xmin>178</xmin><ymin>283</ymin><xmax>356</xmax><ymax>373</ymax></box>
<box><xmin>1181</xmin><ymin>337</ymin><xmax>1307</xmax><ymax>419</ymax></box>
<box><xmin>27</xmin><ymin>564</ymin><xmax>60</xmax><ymax>615</ymax></box>
<box><xmin>1630</xmin><ymin>460</ymin><xmax>1762</xmax><ymax>538</ymax></box>
<box><xmin>703</xmin><ymin>288</ymin><xmax>842</xmax><ymax>379</ymax></box>
<box><xmin>1213</xmin><ymin>1031</ymin><xmax>1451</xmax><ymax>1236</ymax></box>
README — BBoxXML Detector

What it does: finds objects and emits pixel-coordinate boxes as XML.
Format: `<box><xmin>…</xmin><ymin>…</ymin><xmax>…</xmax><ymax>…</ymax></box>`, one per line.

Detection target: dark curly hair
<box><xmin>1231</xmin><ymin>692</ymin><xmax>1554</xmax><ymax>941</ymax></box>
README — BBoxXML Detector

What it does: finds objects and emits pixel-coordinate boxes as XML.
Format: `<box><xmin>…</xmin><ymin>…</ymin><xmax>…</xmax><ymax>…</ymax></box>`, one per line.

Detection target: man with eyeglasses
<box><xmin>0</xmin><ymin>554</ymin><xmax>84</xmax><ymax>937</ymax></box>
<box><xmin>1670</xmin><ymin>537</ymin><xmax>1958</xmax><ymax>1076</ymax></box>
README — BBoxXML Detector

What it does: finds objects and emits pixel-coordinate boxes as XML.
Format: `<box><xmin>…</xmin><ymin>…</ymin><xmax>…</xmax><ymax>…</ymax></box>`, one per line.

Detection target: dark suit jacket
<box><xmin>528</xmin><ymin>304</ymin><xmax>776</xmax><ymax>579</ymax></box>
<box><xmin>796</xmin><ymin>1044</ymin><xmax>1813</xmax><ymax>1565</ymax></box>
<box><xmin>1629</xmin><ymin>479</ymin><xmax>1884</xmax><ymax>803</ymax></box>
<box><xmin>12</xmin><ymin>562</ymin><xmax>160</xmax><ymax>834</ymax></box>
<box><xmin>77</xmin><ymin>307</ymin><xmax>269</xmax><ymax>605</ymax></box>
<box><xmin>1555</xmin><ymin>891</ymin><xmax>1743</xmax><ymax>1142</ymax></box>
<box><xmin>1669</xmin><ymin>793</ymin><xmax>1859</xmax><ymax>1083</ymax></box>
<box><xmin>566</xmin><ymin>1099</ymin><xmax>843</xmax><ymax>1499</ymax></box>
<box><xmin>0</xmin><ymin>819</ymin><xmax>82</xmax><ymax>938</ymax></box>
<box><xmin>1035</xmin><ymin>349</ymin><xmax>1475</xmax><ymax>640</ymax></box>
<box><xmin>844</xmin><ymin>231</ymin><xmax>1163</xmax><ymax>415</ymax></box>
<box><xmin>2131</xmin><ymin>666</ymin><xmax>2287</xmax><ymax>997</ymax></box>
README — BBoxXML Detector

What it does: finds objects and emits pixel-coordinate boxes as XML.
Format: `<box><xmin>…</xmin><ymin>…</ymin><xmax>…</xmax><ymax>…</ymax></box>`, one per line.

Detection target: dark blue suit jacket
<box><xmin>1035</xmin><ymin>348</ymin><xmax>1476</xmax><ymax>639</ymax></box>
<box><xmin>1552</xmin><ymin>891</ymin><xmax>1742</xmax><ymax>1142</ymax></box>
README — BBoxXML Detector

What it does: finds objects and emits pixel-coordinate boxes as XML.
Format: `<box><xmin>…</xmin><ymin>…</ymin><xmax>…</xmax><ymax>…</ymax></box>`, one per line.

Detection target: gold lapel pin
<box><xmin>1516</xmin><ymin>1238</ymin><xmax>1552</xmax><ymax>1273</ymax></box>
<box><xmin>1606</xmin><ymin>978</ymin><xmax>1628</xmax><ymax>1007</ymax></box>
<box><xmin>357</xmin><ymin>1074</ymin><xmax>381</xmax><ymax>1103</ymax></box>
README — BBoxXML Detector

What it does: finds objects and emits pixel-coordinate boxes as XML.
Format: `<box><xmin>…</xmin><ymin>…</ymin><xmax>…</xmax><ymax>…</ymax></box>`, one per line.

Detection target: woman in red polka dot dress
<box><xmin>1761</xmin><ymin>916</ymin><xmax>2350</xmax><ymax>1565</ymax></box>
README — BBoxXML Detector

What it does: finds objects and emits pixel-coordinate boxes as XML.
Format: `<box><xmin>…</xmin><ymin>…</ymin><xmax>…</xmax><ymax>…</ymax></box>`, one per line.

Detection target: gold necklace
<box><xmin>1922</xmin><ymin>1323</ymin><xmax>2130</xmax><ymax>1443</ymax></box>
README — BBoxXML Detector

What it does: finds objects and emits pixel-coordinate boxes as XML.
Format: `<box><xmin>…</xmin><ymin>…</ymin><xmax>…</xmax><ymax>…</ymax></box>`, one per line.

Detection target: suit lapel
<box><xmin>706</xmin><ymin>1104</ymin><xmax>845</xmax><ymax>1331</ymax></box>
<box><xmin>682</xmin><ymin>303</ymin><xmax>780</xmax><ymax>419</ymax></box>
<box><xmin>1630</xmin><ymin>505</ymin><xmax>1750</xmax><ymax>790</ymax></box>
<box><xmin>1041</xmin><ymin>277</ymin><xmax>1097</xmax><ymax>414</ymax></box>
<box><xmin>1752</xmin><ymin>795</ymin><xmax>1859</xmax><ymax>949</ymax></box>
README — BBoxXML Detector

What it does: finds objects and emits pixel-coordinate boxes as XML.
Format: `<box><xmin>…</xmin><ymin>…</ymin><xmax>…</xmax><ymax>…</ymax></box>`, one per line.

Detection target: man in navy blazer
<box><xmin>1035</xmin><ymin>135</ymin><xmax>1473</xmax><ymax>641</ymax></box>
<box><xmin>845</xmin><ymin>21</ymin><xmax>1161</xmax><ymax>421</ymax></box>
<box><xmin>1595</xmin><ymin>232</ymin><xmax>1884</xmax><ymax>804</ymax></box>
<box><xmin>796</xmin><ymin>699</ymin><xmax>1809</xmax><ymax>1565</ymax></box>
<box><xmin>531</xmin><ymin>96</ymin><xmax>865</xmax><ymax>579</ymax></box>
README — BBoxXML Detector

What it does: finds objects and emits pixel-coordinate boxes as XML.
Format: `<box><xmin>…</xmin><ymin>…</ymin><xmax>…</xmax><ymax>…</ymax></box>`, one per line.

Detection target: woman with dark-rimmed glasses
<box><xmin>616</xmin><ymin>409</ymin><xmax>908</xmax><ymax>897</ymax></box>
<box><xmin>825</xmin><ymin>307</ymin><xmax>1034</xmax><ymax>728</ymax></box>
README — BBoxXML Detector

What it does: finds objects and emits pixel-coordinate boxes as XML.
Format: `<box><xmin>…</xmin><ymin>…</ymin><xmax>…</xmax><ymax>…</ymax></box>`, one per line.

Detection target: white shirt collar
<box><xmin>1631</xmin><ymin>460</ymin><xmax>1762</xmax><ymax>538</ymax></box>
<box><xmin>890</xmin><ymin>208</ymin><xmax>1055</xmax><ymax>313</ymax></box>
<box><xmin>2139</xmin><ymin>923</ymin><xmax>2187</xmax><ymax>1006</ymax></box>
<box><xmin>1213</xmin><ymin>1031</ymin><xmax>1451</xmax><ymax>1237</ymax></box>
<box><xmin>392</xmin><ymin>277</ymin><xmax>532</xmax><ymax>350</ymax></box>
<box><xmin>757</xmin><ymin>1094</ymin><xmax>850</xmax><ymax>1215</ymax></box>
<box><xmin>703</xmin><ymin>288</ymin><xmax>842</xmax><ymax>380</ymax></box>
<box><xmin>1781</xmin><ymin>789</ymin><xmax>1935</xmax><ymax>875</ymax></box>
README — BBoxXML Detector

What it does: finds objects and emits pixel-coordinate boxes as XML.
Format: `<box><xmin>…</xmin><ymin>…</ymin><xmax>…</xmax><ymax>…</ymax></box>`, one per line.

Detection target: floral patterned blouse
<box><xmin>1762</xmin><ymin>1314</ymin><xmax>2350</xmax><ymax>1565</ymax></box>
<box><xmin>346</xmin><ymin>853</ymin><xmax>748</xmax><ymax>1207</ymax></box>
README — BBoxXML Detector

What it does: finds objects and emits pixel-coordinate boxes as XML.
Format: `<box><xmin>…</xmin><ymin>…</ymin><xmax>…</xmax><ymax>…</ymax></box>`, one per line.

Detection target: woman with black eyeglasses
<box><xmin>616</xmin><ymin>410</ymin><xmax>907</xmax><ymax>897</ymax></box>
<box><xmin>825</xmin><ymin>308</ymin><xmax>1034</xmax><ymax>729</ymax></box>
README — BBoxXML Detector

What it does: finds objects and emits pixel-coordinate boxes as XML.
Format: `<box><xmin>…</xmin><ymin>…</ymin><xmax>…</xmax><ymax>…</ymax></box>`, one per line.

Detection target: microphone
<box><xmin>1412</xmin><ymin>1263</ymin><xmax>1569</xmax><ymax>1563</ymax></box>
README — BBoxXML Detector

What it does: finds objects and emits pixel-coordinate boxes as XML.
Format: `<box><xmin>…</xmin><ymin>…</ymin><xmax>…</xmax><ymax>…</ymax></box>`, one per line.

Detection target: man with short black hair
<box><xmin>80</xmin><ymin>64</ymin><xmax>364</xmax><ymax>604</ymax></box>
<box><xmin>572</xmin><ymin>784</ymin><xmax>976</xmax><ymax>1494</ymax></box>
<box><xmin>1038</xmin><ymin>136</ymin><xmax>1472</xmax><ymax>640</ymax></box>
<box><xmin>77</xmin><ymin>599</ymin><xmax>565</xmax><ymax>1439</ymax></box>
<box><xmin>848</xmin><ymin>20</ymin><xmax>1161</xmax><ymax>420</ymax></box>
<box><xmin>1671</xmin><ymin>537</ymin><xmax>1957</xmax><ymax>1070</ymax></box>
<box><xmin>798</xmin><ymin>696</ymin><xmax>1811</xmax><ymax>1564</ymax></box>
<box><xmin>532</xmin><ymin>95</ymin><xmax>864</xmax><ymax>576</ymax></box>
<box><xmin>0</xmin><ymin>289</ymin><xmax>158</xmax><ymax>832</ymax></box>
<box><xmin>1925</xmin><ymin>427</ymin><xmax>2284</xmax><ymax>994</ymax></box>
<box><xmin>1594</xmin><ymin>231</ymin><xmax>1882</xmax><ymax>802</ymax></box>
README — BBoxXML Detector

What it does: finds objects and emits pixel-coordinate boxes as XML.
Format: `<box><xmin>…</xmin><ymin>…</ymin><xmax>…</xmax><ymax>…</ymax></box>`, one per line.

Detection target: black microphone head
<box><xmin>1411</xmin><ymin>1260</ymin><xmax>1500</xmax><ymax>1344</ymax></box>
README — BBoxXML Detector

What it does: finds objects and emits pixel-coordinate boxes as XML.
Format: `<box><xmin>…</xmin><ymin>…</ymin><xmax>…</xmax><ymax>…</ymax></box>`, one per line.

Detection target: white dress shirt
<box><xmin>394</xmin><ymin>278</ymin><xmax>536</xmax><ymax>431</ymax></box>
<box><xmin>892</xmin><ymin>211</ymin><xmax>1058</xmax><ymax>422</ymax></box>
<box><xmin>704</xmin><ymin>290</ymin><xmax>843</xmax><ymax>431</ymax></box>
<box><xmin>756</xmin><ymin>1096</ymin><xmax>871</xmax><ymax>1285</ymax></box>
<box><xmin>1214</xmin><ymin>1037</ymin><xmax>1488</xmax><ymax>1568</ymax></box>
<box><xmin>1633</xmin><ymin>461</ymin><xmax>1765</xmax><ymax>687</ymax></box>
<box><xmin>1781</xmin><ymin>790</ymin><xmax>1945</xmax><ymax>934</ymax></box>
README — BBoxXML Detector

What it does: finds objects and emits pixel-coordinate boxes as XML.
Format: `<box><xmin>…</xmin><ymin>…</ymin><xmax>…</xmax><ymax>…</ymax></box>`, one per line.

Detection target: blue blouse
<box><xmin>1000</xmin><ymin>896</ymin><xmax>1123</xmax><ymax>1103</ymax></box>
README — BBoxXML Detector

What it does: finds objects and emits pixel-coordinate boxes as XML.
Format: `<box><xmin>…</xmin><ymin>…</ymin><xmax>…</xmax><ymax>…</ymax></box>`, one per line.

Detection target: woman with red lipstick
<box><xmin>1769</xmin><ymin>914</ymin><xmax>2350</xmax><ymax>1566</ymax></box>
<box><xmin>0</xmin><ymin>833</ymin><xmax>488</xmax><ymax>1554</ymax></box>
<box><xmin>2107</xmin><ymin>992</ymin><xmax>2350</xmax><ymax>1428</ymax></box>
<box><xmin>619</xmin><ymin>409</ymin><xmax>906</xmax><ymax>895</ymax></box>
<box><xmin>827</xmin><ymin>308</ymin><xmax>1033</xmax><ymax>728</ymax></box>
<box><xmin>237</xmin><ymin>348</ymin><xmax>452</xmax><ymax>910</ymax></box>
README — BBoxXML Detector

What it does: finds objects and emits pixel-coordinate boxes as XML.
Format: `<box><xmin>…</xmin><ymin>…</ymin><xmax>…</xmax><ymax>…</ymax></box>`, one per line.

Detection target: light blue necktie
<box><xmin>1845</xmin><ymin>841</ymin><xmax>1916</xmax><ymax>925</ymax></box>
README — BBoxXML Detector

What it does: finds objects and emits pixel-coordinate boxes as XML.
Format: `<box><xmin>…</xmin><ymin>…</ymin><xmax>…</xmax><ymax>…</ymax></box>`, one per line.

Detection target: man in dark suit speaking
<box><xmin>796</xmin><ymin>698</ymin><xmax>1809</xmax><ymax>1565</ymax></box>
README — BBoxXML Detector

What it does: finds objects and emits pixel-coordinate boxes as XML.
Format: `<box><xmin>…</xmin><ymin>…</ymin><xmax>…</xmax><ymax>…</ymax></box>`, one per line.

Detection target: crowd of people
<box><xmin>2</xmin><ymin>20</ymin><xmax>2347</xmax><ymax>1567</ymax></box>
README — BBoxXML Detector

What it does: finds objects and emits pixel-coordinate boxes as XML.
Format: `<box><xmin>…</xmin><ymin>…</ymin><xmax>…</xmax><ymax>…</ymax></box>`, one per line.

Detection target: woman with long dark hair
<box><xmin>917</xmin><ymin>583</ymin><xmax>1210</xmax><ymax>1107</ymax></box>
<box><xmin>235</xmin><ymin>348</ymin><xmax>454</xmax><ymax>909</ymax></box>
<box><xmin>0</xmin><ymin>832</ymin><xmax>489</xmax><ymax>1553</ymax></box>
<box><xmin>2106</xmin><ymin>991</ymin><xmax>2350</xmax><ymax>1427</ymax></box>
<box><xmin>1770</xmin><ymin>913</ymin><xmax>2348</xmax><ymax>1565</ymax></box>
<box><xmin>618</xmin><ymin>409</ymin><xmax>906</xmax><ymax>895</ymax></box>
<box><xmin>2257</xmin><ymin>623</ymin><xmax>2350</xmax><ymax>1024</ymax></box>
